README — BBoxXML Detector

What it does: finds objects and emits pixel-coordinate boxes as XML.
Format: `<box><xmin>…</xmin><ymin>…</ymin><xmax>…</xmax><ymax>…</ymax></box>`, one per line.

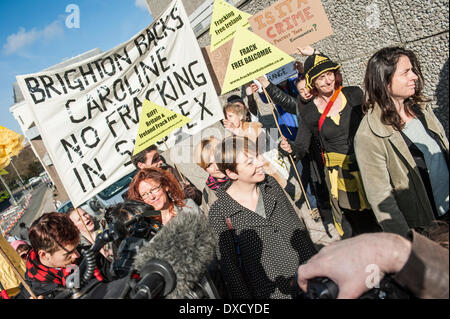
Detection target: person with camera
<box><xmin>17</xmin><ymin>212</ymin><xmax>112</xmax><ymax>299</ymax></box>
<box><xmin>103</xmin><ymin>199</ymin><xmax>162</xmax><ymax>279</ymax></box>
<box><xmin>68</xmin><ymin>207</ymin><xmax>114</xmax><ymax>261</ymax></box>
<box><xmin>296</xmin><ymin>225</ymin><xmax>449</xmax><ymax>299</ymax></box>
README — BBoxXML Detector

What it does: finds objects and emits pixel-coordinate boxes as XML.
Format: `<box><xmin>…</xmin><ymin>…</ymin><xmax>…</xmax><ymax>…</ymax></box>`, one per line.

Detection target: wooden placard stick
<box><xmin>163</xmin><ymin>140</ymin><xmax>187</xmax><ymax>184</ymax></box>
<box><xmin>0</xmin><ymin>245</ymin><xmax>36</xmax><ymax>299</ymax></box>
<box><xmin>262</xmin><ymin>87</ymin><xmax>312</xmax><ymax>211</ymax></box>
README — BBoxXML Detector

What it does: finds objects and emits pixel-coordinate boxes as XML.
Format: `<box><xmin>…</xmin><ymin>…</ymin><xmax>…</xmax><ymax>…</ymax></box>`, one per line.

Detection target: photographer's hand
<box><xmin>297</xmin><ymin>233</ymin><xmax>411</xmax><ymax>299</ymax></box>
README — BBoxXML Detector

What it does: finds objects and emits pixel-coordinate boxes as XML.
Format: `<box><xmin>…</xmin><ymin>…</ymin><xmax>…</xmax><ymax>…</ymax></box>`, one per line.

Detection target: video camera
<box><xmin>55</xmin><ymin>204</ymin><xmax>221</xmax><ymax>299</ymax></box>
<box><xmin>52</xmin><ymin>200</ymin><xmax>163</xmax><ymax>299</ymax></box>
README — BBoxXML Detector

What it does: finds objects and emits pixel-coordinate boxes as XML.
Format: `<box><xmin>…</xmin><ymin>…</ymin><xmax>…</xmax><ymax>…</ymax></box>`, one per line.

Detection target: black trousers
<box><xmin>341</xmin><ymin>209</ymin><xmax>382</xmax><ymax>239</ymax></box>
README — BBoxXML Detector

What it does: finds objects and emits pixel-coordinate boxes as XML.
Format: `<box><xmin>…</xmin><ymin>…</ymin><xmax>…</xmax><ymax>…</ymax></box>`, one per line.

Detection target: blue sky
<box><xmin>0</xmin><ymin>0</ymin><xmax>153</xmax><ymax>134</ymax></box>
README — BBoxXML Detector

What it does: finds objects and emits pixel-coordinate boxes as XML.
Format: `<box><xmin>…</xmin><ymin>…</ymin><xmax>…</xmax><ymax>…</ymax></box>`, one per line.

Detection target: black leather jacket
<box><xmin>264</xmin><ymin>83</ymin><xmax>325</xmax><ymax>184</ymax></box>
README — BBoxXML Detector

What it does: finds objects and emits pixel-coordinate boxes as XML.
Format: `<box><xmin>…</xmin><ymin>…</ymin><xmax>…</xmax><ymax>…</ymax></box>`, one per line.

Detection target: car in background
<box><xmin>28</xmin><ymin>176</ymin><xmax>42</xmax><ymax>187</ymax></box>
<box><xmin>57</xmin><ymin>200</ymin><xmax>74</xmax><ymax>213</ymax></box>
<box><xmin>80</xmin><ymin>169</ymin><xmax>138</xmax><ymax>217</ymax></box>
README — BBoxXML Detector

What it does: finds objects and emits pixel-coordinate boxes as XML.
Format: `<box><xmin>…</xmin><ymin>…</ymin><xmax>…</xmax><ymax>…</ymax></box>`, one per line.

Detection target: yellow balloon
<box><xmin>0</xmin><ymin>126</ymin><xmax>24</xmax><ymax>169</ymax></box>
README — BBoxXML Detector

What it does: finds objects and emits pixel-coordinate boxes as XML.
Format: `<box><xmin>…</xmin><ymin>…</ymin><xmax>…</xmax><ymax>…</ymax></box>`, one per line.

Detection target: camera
<box><xmin>51</xmin><ymin>200</ymin><xmax>164</xmax><ymax>299</ymax></box>
<box><xmin>294</xmin><ymin>274</ymin><xmax>413</xmax><ymax>299</ymax></box>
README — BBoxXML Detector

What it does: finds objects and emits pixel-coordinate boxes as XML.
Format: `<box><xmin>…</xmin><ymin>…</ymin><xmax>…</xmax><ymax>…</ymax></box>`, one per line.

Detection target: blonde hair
<box><xmin>194</xmin><ymin>137</ymin><xmax>222</xmax><ymax>170</ymax></box>
<box><xmin>223</xmin><ymin>102</ymin><xmax>247</xmax><ymax>121</ymax></box>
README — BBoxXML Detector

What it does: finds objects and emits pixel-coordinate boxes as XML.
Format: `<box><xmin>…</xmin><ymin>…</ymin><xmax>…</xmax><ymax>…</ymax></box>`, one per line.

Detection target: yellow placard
<box><xmin>133</xmin><ymin>100</ymin><xmax>191</xmax><ymax>156</ymax></box>
<box><xmin>221</xmin><ymin>26</ymin><xmax>294</xmax><ymax>95</ymax></box>
<box><xmin>209</xmin><ymin>0</ymin><xmax>252</xmax><ymax>52</ymax></box>
<box><xmin>0</xmin><ymin>169</ymin><xmax>8</xmax><ymax>175</ymax></box>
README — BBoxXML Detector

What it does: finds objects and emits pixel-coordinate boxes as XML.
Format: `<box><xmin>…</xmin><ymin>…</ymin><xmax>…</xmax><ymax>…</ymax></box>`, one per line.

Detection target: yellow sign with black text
<box><xmin>133</xmin><ymin>100</ymin><xmax>191</xmax><ymax>156</ymax></box>
<box><xmin>221</xmin><ymin>26</ymin><xmax>294</xmax><ymax>95</ymax></box>
<box><xmin>209</xmin><ymin>0</ymin><xmax>252</xmax><ymax>52</ymax></box>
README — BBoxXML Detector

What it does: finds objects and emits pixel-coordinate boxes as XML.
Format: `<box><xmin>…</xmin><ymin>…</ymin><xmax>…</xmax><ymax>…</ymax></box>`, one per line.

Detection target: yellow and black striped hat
<box><xmin>304</xmin><ymin>53</ymin><xmax>341</xmax><ymax>89</ymax></box>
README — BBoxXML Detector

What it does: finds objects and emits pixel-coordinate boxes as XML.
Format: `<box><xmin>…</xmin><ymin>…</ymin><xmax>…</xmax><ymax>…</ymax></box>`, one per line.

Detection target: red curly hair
<box><xmin>127</xmin><ymin>168</ymin><xmax>186</xmax><ymax>214</ymax></box>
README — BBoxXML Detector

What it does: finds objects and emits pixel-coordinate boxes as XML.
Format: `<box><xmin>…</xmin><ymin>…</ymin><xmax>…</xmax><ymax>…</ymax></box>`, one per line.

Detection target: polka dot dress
<box><xmin>208</xmin><ymin>175</ymin><xmax>317</xmax><ymax>299</ymax></box>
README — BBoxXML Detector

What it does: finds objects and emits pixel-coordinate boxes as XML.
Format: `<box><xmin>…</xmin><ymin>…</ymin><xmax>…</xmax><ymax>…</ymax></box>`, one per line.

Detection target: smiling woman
<box><xmin>127</xmin><ymin>167</ymin><xmax>202</xmax><ymax>225</ymax></box>
<box><xmin>208</xmin><ymin>135</ymin><xmax>316</xmax><ymax>299</ymax></box>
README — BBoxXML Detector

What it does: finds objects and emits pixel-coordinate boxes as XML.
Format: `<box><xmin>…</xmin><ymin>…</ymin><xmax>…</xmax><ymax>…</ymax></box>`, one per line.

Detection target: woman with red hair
<box><xmin>127</xmin><ymin>167</ymin><xmax>202</xmax><ymax>225</ymax></box>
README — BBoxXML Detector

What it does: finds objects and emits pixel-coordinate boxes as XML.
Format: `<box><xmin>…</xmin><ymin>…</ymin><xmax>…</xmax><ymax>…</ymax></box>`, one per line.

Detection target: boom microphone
<box><xmin>132</xmin><ymin>210</ymin><xmax>218</xmax><ymax>299</ymax></box>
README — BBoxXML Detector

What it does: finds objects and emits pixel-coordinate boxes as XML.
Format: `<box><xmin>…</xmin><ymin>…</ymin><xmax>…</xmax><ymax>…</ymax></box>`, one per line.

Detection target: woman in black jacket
<box><xmin>257</xmin><ymin>53</ymin><xmax>333</xmax><ymax>236</ymax></box>
<box><xmin>259</xmin><ymin>47</ymin><xmax>381</xmax><ymax>238</ymax></box>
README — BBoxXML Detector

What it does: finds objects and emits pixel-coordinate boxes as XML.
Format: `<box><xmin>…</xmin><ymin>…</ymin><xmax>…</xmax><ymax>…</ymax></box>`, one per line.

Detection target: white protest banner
<box><xmin>16</xmin><ymin>0</ymin><xmax>223</xmax><ymax>208</ymax></box>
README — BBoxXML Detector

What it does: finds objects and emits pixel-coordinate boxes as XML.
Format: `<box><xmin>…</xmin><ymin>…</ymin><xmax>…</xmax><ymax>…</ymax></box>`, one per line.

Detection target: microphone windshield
<box><xmin>132</xmin><ymin>210</ymin><xmax>218</xmax><ymax>298</ymax></box>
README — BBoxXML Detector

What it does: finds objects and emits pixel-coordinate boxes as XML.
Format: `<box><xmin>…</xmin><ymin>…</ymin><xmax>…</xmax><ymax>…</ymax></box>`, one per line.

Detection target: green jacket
<box><xmin>354</xmin><ymin>102</ymin><xmax>449</xmax><ymax>236</ymax></box>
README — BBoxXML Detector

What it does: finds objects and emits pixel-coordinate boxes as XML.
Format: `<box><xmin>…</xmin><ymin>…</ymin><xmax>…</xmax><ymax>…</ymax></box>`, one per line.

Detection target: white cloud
<box><xmin>3</xmin><ymin>20</ymin><xmax>64</xmax><ymax>55</ymax></box>
<box><xmin>135</xmin><ymin>0</ymin><xmax>149</xmax><ymax>10</ymax></box>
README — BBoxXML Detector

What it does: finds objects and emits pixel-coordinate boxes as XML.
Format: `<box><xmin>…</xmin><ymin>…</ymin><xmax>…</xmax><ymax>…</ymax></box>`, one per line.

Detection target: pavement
<box><xmin>5</xmin><ymin>183</ymin><xmax>56</xmax><ymax>238</ymax></box>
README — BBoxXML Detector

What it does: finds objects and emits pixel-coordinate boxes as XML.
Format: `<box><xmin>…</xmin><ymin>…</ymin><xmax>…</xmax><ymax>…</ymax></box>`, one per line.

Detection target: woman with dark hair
<box><xmin>127</xmin><ymin>167</ymin><xmax>202</xmax><ymax>225</ymax></box>
<box><xmin>355</xmin><ymin>47</ymin><xmax>449</xmax><ymax>236</ymax></box>
<box><xmin>260</xmin><ymin>46</ymin><xmax>381</xmax><ymax>238</ymax></box>
<box><xmin>208</xmin><ymin>135</ymin><xmax>316</xmax><ymax>299</ymax></box>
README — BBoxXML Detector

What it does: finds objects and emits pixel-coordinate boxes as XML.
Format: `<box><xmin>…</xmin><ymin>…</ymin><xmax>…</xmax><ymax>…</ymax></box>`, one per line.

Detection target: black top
<box><xmin>292</xmin><ymin>86</ymin><xmax>364</xmax><ymax>157</ymax></box>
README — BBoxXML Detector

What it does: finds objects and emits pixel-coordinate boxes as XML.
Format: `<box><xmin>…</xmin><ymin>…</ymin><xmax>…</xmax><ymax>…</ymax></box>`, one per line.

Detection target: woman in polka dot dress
<box><xmin>209</xmin><ymin>135</ymin><xmax>317</xmax><ymax>299</ymax></box>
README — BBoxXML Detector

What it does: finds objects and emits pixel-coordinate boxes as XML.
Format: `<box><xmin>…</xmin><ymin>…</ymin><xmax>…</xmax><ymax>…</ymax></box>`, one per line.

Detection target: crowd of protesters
<box><xmin>1</xmin><ymin>45</ymin><xmax>448</xmax><ymax>300</ymax></box>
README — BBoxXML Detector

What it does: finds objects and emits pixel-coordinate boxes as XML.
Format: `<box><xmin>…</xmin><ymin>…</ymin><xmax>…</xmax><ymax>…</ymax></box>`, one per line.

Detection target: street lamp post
<box><xmin>10</xmin><ymin>157</ymin><xmax>29</xmax><ymax>191</ymax></box>
<box><xmin>0</xmin><ymin>175</ymin><xmax>18</xmax><ymax>206</ymax></box>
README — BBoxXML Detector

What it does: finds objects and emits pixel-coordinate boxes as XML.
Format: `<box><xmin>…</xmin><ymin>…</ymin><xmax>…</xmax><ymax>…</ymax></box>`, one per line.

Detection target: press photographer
<box><xmin>15</xmin><ymin>212</ymin><xmax>113</xmax><ymax>299</ymax></box>
<box><xmin>297</xmin><ymin>228</ymin><xmax>449</xmax><ymax>299</ymax></box>
<box><xmin>104</xmin><ymin>199</ymin><xmax>162</xmax><ymax>278</ymax></box>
